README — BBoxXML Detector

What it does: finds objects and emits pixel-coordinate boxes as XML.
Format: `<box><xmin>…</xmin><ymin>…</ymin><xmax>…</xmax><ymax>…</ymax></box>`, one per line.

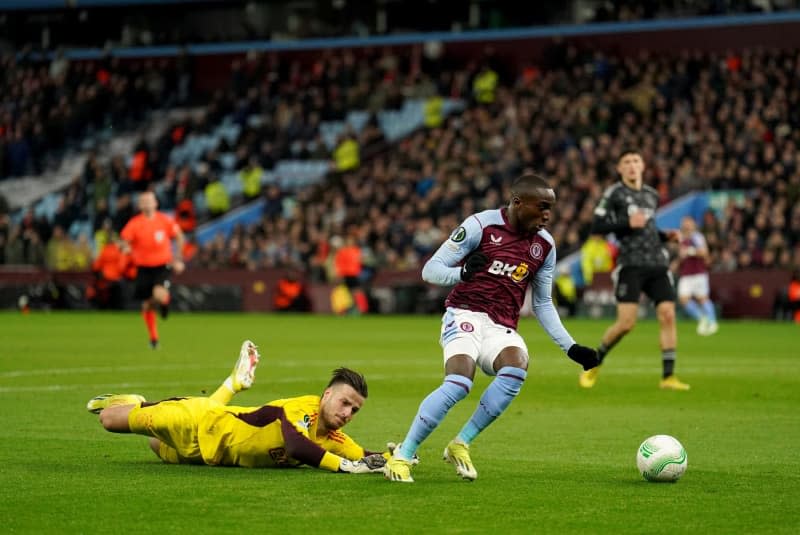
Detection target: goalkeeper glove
<box><xmin>385</xmin><ymin>442</ymin><xmax>420</xmax><ymax>465</ymax></box>
<box><xmin>338</xmin><ymin>454</ymin><xmax>386</xmax><ymax>474</ymax></box>
<box><xmin>567</xmin><ymin>344</ymin><xmax>600</xmax><ymax>371</ymax></box>
<box><xmin>461</xmin><ymin>251</ymin><xmax>489</xmax><ymax>281</ymax></box>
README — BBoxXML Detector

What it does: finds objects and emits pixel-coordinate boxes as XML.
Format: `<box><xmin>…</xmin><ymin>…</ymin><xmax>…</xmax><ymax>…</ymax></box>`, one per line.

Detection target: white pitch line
<box><xmin>0</xmin><ymin>372</ymin><xmax>442</xmax><ymax>393</ymax></box>
<box><xmin>0</xmin><ymin>359</ymin><xmax>435</xmax><ymax>378</ymax></box>
<box><xmin>0</xmin><ymin>364</ymin><xmax>217</xmax><ymax>378</ymax></box>
<box><xmin>0</xmin><ymin>359</ymin><xmax>774</xmax><ymax>388</ymax></box>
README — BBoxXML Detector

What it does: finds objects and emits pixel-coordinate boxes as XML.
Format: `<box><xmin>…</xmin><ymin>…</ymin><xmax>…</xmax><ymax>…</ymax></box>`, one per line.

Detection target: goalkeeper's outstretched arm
<box><xmin>280</xmin><ymin>417</ymin><xmax>384</xmax><ymax>473</ymax></box>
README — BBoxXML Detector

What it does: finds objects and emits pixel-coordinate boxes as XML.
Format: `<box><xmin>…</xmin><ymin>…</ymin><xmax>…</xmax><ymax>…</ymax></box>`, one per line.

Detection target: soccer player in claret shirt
<box><xmin>579</xmin><ymin>149</ymin><xmax>689</xmax><ymax>391</ymax></box>
<box><xmin>120</xmin><ymin>191</ymin><xmax>185</xmax><ymax>349</ymax></box>
<box><xmin>677</xmin><ymin>216</ymin><xmax>719</xmax><ymax>336</ymax></box>
<box><xmin>86</xmin><ymin>341</ymin><xmax>388</xmax><ymax>474</ymax></box>
<box><xmin>385</xmin><ymin>173</ymin><xmax>599</xmax><ymax>483</ymax></box>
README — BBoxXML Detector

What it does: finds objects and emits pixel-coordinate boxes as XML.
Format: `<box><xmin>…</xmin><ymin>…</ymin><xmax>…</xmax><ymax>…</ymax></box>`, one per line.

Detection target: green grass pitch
<box><xmin>0</xmin><ymin>312</ymin><xmax>798</xmax><ymax>534</ymax></box>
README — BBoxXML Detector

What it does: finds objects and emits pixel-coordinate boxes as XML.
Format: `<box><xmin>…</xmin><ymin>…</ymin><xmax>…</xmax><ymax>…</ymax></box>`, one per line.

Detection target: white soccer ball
<box><xmin>636</xmin><ymin>434</ymin><xmax>687</xmax><ymax>482</ymax></box>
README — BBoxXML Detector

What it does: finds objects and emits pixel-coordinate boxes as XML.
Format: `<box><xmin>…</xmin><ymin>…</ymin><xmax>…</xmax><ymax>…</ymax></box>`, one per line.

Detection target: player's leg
<box><xmin>579</xmin><ymin>301</ymin><xmax>637</xmax><ymax>388</ymax></box>
<box><xmin>134</xmin><ymin>268</ymin><xmax>159</xmax><ymax>348</ymax></box>
<box><xmin>597</xmin><ymin>266</ymin><xmax>642</xmax><ymax>360</ymax></box>
<box><xmin>142</xmin><ymin>298</ymin><xmax>159</xmax><ymax>348</ymax></box>
<box><xmin>209</xmin><ymin>340</ymin><xmax>261</xmax><ymax>405</ymax></box>
<box><xmin>149</xmin><ymin>437</ymin><xmax>162</xmax><ymax>456</ymax></box>
<box><xmin>147</xmin><ymin>437</ymin><xmax>204</xmax><ymax>464</ymax></box>
<box><xmin>599</xmin><ymin>302</ymin><xmax>638</xmax><ymax>357</ymax></box>
<box><xmin>153</xmin><ymin>284</ymin><xmax>170</xmax><ymax>318</ymax></box>
<box><xmin>678</xmin><ymin>277</ymin><xmax>703</xmax><ymax>325</ymax></box>
<box><xmin>681</xmin><ymin>275</ymin><xmax>711</xmax><ymax>334</ymax></box>
<box><xmin>387</xmin><ymin>312</ymin><xmax>478</xmax><ymax>483</ymax></box>
<box><xmin>152</xmin><ymin>266</ymin><xmax>172</xmax><ymax>319</ymax></box>
<box><xmin>397</xmin><ymin>321</ymin><xmax>477</xmax><ymax>461</ymax></box>
<box><xmin>655</xmin><ymin>300</ymin><xmax>688</xmax><ymax>389</ymax></box>
<box><xmin>649</xmin><ymin>272</ymin><xmax>690</xmax><ymax>390</ymax></box>
<box><xmin>127</xmin><ymin>397</ymin><xmax>210</xmax><ymax>462</ymax></box>
<box><xmin>448</xmin><ymin>339</ymin><xmax>528</xmax><ymax>481</ymax></box>
<box><xmin>696</xmin><ymin>274</ymin><xmax>718</xmax><ymax>334</ymax></box>
<box><xmin>656</xmin><ymin>300</ymin><xmax>677</xmax><ymax>363</ymax></box>
<box><xmin>388</xmin><ymin>355</ymin><xmax>475</xmax><ymax>481</ymax></box>
<box><xmin>697</xmin><ymin>295</ymin><xmax>718</xmax><ymax>334</ymax></box>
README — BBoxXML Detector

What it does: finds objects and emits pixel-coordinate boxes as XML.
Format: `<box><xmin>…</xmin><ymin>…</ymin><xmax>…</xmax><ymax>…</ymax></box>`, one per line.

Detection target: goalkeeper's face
<box><xmin>320</xmin><ymin>383</ymin><xmax>365</xmax><ymax>430</ymax></box>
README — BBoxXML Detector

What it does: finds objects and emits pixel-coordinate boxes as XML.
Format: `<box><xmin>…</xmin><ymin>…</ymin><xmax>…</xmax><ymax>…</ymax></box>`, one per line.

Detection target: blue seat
<box><xmin>219</xmin><ymin>152</ymin><xmax>237</xmax><ymax>171</ymax></box>
<box><xmin>347</xmin><ymin>111</ymin><xmax>369</xmax><ymax>132</ymax></box>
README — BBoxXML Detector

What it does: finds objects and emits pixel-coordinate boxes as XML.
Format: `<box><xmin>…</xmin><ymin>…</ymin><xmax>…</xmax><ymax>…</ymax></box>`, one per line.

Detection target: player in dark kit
<box><xmin>385</xmin><ymin>174</ymin><xmax>599</xmax><ymax>483</ymax></box>
<box><xmin>579</xmin><ymin>149</ymin><xmax>689</xmax><ymax>391</ymax></box>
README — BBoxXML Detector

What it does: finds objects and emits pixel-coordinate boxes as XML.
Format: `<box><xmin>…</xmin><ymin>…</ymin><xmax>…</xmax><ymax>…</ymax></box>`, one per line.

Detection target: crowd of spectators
<box><xmin>0</xmin><ymin>48</ymin><xmax>194</xmax><ymax>180</ymax></box>
<box><xmin>206</xmin><ymin>43</ymin><xmax>798</xmax><ymax>281</ymax></box>
<box><xmin>589</xmin><ymin>0</ymin><xmax>787</xmax><ymax>23</ymax></box>
<box><xmin>2</xmin><ymin>42</ymin><xmax>800</xmax><ymax>298</ymax></box>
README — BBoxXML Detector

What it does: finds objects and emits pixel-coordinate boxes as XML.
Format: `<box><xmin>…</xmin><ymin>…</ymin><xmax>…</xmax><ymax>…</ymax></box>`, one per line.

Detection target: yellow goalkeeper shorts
<box><xmin>128</xmin><ymin>397</ymin><xmax>221</xmax><ymax>464</ymax></box>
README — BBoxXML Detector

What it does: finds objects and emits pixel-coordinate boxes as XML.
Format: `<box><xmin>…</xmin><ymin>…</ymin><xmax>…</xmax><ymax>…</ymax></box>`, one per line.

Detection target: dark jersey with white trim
<box><xmin>592</xmin><ymin>182</ymin><xmax>669</xmax><ymax>268</ymax></box>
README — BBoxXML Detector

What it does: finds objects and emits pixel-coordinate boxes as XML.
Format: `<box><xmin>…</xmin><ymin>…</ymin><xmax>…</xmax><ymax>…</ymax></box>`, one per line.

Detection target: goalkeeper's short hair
<box><xmin>328</xmin><ymin>367</ymin><xmax>368</xmax><ymax>397</ymax></box>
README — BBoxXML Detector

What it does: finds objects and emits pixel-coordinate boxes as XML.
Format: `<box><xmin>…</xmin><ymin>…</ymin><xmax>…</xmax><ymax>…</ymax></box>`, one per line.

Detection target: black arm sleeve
<box><xmin>280</xmin><ymin>416</ymin><xmax>328</xmax><ymax>467</ymax></box>
<box><xmin>592</xmin><ymin>189</ymin><xmax>629</xmax><ymax>235</ymax></box>
<box><xmin>591</xmin><ymin>216</ymin><xmax>630</xmax><ymax>235</ymax></box>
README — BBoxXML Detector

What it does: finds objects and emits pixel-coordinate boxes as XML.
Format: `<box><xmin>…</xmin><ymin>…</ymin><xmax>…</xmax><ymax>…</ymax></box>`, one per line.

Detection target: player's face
<box><xmin>512</xmin><ymin>188</ymin><xmax>555</xmax><ymax>234</ymax></box>
<box><xmin>319</xmin><ymin>383</ymin><xmax>365</xmax><ymax>430</ymax></box>
<box><xmin>681</xmin><ymin>217</ymin><xmax>695</xmax><ymax>234</ymax></box>
<box><xmin>617</xmin><ymin>153</ymin><xmax>645</xmax><ymax>188</ymax></box>
<box><xmin>139</xmin><ymin>192</ymin><xmax>157</xmax><ymax>214</ymax></box>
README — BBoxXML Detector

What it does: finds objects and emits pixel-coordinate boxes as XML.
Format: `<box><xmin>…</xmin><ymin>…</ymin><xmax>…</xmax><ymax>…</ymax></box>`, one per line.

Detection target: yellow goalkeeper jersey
<box><xmin>196</xmin><ymin>395</ymin><xmax>365</xmax><ymax>470</ymax></box>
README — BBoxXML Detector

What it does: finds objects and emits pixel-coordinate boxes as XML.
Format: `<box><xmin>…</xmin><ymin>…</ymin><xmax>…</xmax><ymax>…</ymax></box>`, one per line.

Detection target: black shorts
<box><xmin>613</xmin><ymin>266</ymin><xmax>675</xmax><ymax>305</ymax></box>
<box><xmin>134</xmin><ymin>265</ymin><xmax>171</xmax><ymax>300</ymax></box>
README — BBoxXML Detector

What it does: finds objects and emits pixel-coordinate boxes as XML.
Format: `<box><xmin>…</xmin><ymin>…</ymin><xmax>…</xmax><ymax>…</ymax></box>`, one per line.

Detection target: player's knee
<box><xmin>442</xmin><ymin>375</ymin><xmax>472</xmax><ymax>403</ymax></box>
<box><xmin>494</xmin><ymin>351</ymin><xmax>528</xmax><ymax>372</ymax></box>
<box><xmin>657</xmin><ymin>305</ymin><xmax>676</xmax><ymax>325</ymax></box>
<box><xmin>496</xmin><ymin>366</ymin><xmax>527</xmax><ymax>397</ymax></box>
<box><xmin>152</xmin><ymin>286</ymin><xmax>168</xmax><ymax>302</ymax></box>
<box><xmin>495</xmin><ymin>350</ymin><xmax>528</xmax><ymax>372</ymax></box>
<box><xmin>148</xmin><ymin>438</ymin><xmax>162</xmax><ymax>457</ymax></box>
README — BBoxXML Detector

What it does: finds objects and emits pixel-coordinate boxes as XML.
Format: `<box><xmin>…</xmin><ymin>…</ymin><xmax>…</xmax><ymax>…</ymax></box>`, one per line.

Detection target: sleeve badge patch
<box><xmin>450</xmin><ymin>227</ymin><xmax>467</xmax><ymax>243</ymax></box>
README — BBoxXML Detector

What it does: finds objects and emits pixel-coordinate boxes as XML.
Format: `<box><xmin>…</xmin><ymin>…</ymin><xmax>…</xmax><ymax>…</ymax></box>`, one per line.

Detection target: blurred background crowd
<box><xmin>1</xmin><ymin>0</ymin><xmax>799</xmax><ymax>316</ymax></box>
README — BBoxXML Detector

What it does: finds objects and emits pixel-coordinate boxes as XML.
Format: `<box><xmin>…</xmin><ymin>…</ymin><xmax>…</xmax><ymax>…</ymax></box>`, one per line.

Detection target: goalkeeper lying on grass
<box><xmin>87</xmin><ymin>340</ymin><xmax>389</xmax><ymax>474</ymax></box>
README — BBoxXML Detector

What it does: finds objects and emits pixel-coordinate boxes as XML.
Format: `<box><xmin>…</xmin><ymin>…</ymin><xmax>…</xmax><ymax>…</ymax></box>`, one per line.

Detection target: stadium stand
<box><xmin>1</xmin><ymin>4</ymin><xmax>799</xmax><ymax>318</ymax></box>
